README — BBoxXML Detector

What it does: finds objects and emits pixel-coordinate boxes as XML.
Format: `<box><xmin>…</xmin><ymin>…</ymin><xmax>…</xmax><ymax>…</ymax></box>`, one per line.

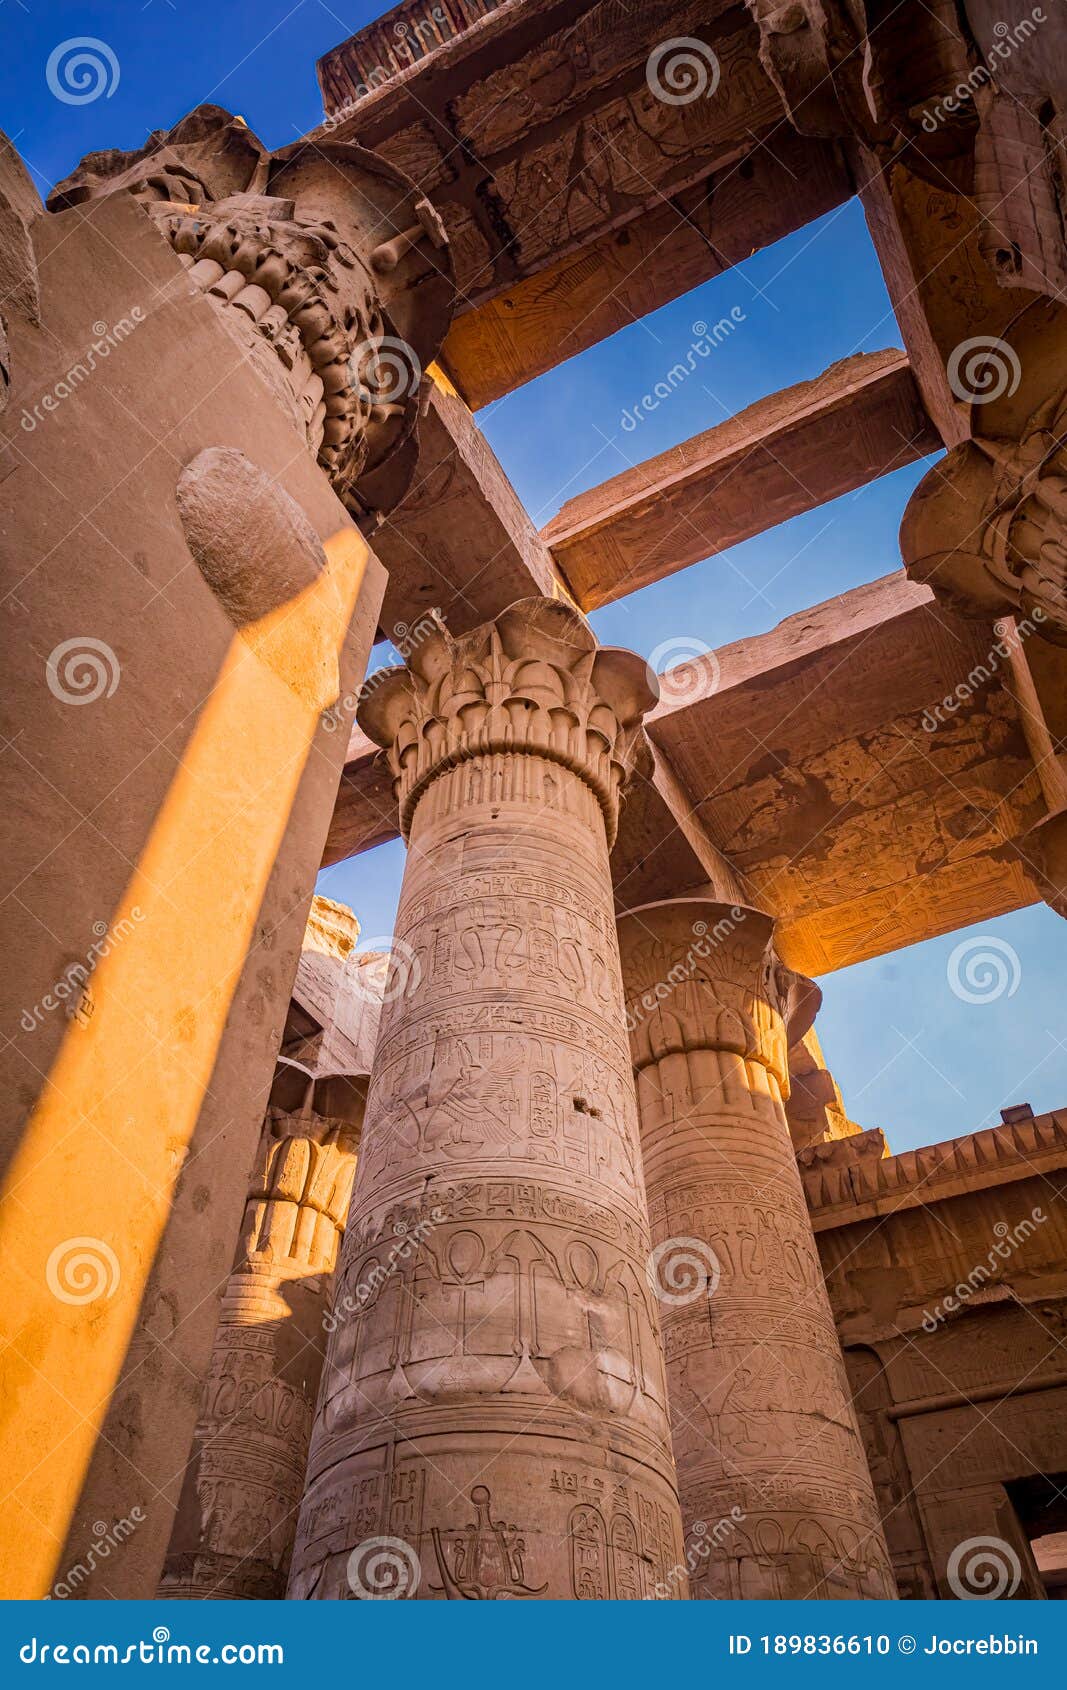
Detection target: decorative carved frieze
<box><xmin>802</xmin><ymin>1106</ymin><xmax>1067</xmax><ymax>1222</ymax></box>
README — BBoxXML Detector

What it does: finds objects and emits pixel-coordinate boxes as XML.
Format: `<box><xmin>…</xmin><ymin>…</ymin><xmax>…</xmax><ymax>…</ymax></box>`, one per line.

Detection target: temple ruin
<box><xmin>2</xmin><ymin>0</ymin><xmax>1067</xmax><ymax>1602</ymax></box>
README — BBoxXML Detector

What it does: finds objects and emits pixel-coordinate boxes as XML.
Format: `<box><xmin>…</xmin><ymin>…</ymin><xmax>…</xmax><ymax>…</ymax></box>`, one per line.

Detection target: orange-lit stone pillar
<box><xmin>0</xmin><ymin>111</ymin><xmax>451</xmax><ymax>1598</ymax></box>
<box><xmin>618</xmin><ymin>901</ymin><xmax>895</xmax><ymax>1600</ymax></box>
<box><xmin>289</xmin><ymin>600</ymin><xmax>686</xmax><ymax>1601</ymax></box>
<box><xmin>159</xmin><ymin>900</ymin><xmax>384</xmax><ymax>1599</ymax></box>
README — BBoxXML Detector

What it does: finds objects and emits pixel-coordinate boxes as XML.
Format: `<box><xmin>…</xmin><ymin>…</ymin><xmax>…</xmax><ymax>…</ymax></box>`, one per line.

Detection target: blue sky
<box><xmin>7</xmin><ymin>0</ymin><xmax>1065</xmax><ymax>1153</ymax></box>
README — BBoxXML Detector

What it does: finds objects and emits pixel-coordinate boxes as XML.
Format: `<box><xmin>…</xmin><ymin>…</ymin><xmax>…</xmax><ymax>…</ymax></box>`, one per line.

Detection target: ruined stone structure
<box><xmin>804</xmin><ymin>1110</ymin><xmax>1067</xmax><ymax>1599</ymax></box>
<box><xmin>3</xmin><ymin>0</ymin><xmax>1067</xmax><ymax>1603</ymax></box>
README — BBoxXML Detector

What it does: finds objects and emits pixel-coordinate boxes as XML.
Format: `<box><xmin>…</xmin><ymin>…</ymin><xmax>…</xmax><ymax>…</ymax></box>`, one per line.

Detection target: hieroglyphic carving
<box><xmin>618</xmin><ymin>899</ymin><xmax>896</xmax><ymax>1601</ymax></box>
<box><xmin>554</xmin><ymin>1466</ymin><xmax>683</xmax><ymax>1601</ymax></box>
<box><xmin>289</xmin><ymin>599</ymin><xmax>686</xmax><ymax>1600</ymax></box>
<box><xmin>430</xmin><ymin>1486</ymin><xmax>547</xmax><ymax>1599</ymax></box>
<box><xmin>159</xmin><ymin>1109</ymin><xmax>362</xmax><ymax>1599</ymax></box>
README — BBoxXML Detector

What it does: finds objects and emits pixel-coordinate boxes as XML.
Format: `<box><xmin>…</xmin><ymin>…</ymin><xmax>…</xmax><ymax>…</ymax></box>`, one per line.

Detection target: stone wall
<box><xmin>805</xmin><ymin>1111</ymin><xmax>1067</xmax><ymax>1598</ymax></box>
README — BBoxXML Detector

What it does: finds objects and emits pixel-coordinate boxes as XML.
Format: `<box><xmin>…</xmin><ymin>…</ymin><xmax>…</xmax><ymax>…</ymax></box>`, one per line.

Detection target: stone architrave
<box><xmin>288</xmin><ymin>599</ymin><xmax>687</xmax><ymax>1601</ymax></box>
<box><xmin>617</xmin><ymin>899</ymin><xmax>896</xmax><ymax>1600</ymax></box>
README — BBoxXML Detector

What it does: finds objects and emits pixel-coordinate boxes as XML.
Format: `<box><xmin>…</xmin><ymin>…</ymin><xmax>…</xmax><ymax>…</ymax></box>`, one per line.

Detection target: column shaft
<box><xmin>290</xmin><ymin>600</ymin><xmax>685</xmax><ymax>1600</ymax></box>
<box><xmin>160</xmin><ymin>1106</ymin><xmax>360</xmax><ymax>1598</ymax></box>
<box><xmin>619</xmin><ymin>900</ymin><xmax>896</xmax><ymax>1600</ymax></box>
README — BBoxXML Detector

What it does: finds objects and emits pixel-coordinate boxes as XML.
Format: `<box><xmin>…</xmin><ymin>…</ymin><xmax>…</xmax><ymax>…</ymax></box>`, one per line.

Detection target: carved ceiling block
<box><xmin>747</xmin><ymin>0</ymin><xmax>1067</xmax><ymax>311</ymax></box>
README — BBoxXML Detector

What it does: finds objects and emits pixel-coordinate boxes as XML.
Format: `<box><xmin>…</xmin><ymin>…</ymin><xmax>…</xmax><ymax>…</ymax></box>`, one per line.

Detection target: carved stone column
<box><xmin>617</xmin><ymin>899</ymin><xmax>896</xmax><ymax>1600</ymax></box>
<box><xmin>160</xmin><ymin>1109</ymin><xmax>361</xmax><ymax>1599</ymax></box>
<box><xmin>289</xmin><ymin>599</ymin><xmax>687</xmax><ymax>1601</ymax></box>
<box><xmin>159</xmin><ymin>898</ymin><xmax>383</xmax><ymax>1598</ymax></box>
<box><xmin>0</xmin><ymin>107</ymin><xmax>453</xmax><ymax>1596</ymax></box>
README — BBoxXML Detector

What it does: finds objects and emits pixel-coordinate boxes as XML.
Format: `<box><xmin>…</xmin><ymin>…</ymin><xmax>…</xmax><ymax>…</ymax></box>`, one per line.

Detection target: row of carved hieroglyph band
<box><xmin>649</xmin><ymin>1175</ymin><xmax>811</xmax><ymax>1222</ymax></box>
<box><xmin>664</xmin><ymin>1307</ymin><xmax>835</xmax><ymax>1362</ymax></box>
<box><xmin>399</xmin><ymin>866</ymin><xmax>617</xmax><ymax>945</ymax></box>
<box><xmin>180</xmin><ymin>1338</ymin><xmax>321</xmax><ymax>1589</ymax></box>
<box><xmin>392</xmin><ymin>905</ymin><xmax>626</xmax><ymax>1018</ymax></box>
<box><xmin>318</xmin><ymin>1216</ymin><xmax>671</xmax><ymax>1432</ymax></box>
<box><xmin>648</xmin><ymin>1196</ymin><xmax>830</xmax><ymax>1302</ymax></box>
<box><xmin>371</xmin><ymin>996</ymin><xmax>634</xmax><ymax>1080</ymax></box>
<box><xmin>669</xmin><ymin>1344</ymin><xmax>870</xmax><ymax>1479</ymax></box>
<box><xmin>689</xmin><ymin>1509</ymin><xmax>896</xmax><ymax>1600</ymax></box>
<box><xmin>355</xmin><ymin>1026</ymin><xmax>643</xmax><ymax>1199</ymax></box>
<box><xmin>291</xmin><ymin>1463</ymin><xmax>683</xmax><ymax>1599</ymax></box>
<box><xmin>198</xmin><ymin>1327</ymin><xmax>316</xmax><ymax>1455</ymax></box>
<box><xmin>403</xmin><ymin>750</ymin><xmax>614</xmax><ymax>836</ymax></box>
<box><xmin>344</xmin><ymin>1180</ymin><xmax>649</xmax><ymax>1260</ymax></box>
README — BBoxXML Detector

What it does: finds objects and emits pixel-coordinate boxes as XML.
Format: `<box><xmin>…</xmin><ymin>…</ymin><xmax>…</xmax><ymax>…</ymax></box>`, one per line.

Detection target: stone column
<box><xmin>160</xmin><ymin>900</ymin><xmax>381</xmax><ymax>1599</ymax></box>
<box><xmin>159</xmin><ymin>1105</ymin><xmax>361</xmax><ymax>1599</ymax></box>
<box><xmin>0</xmin><ymin>109</ymin><xmax>452</xmax><ymax>1597</ymax></box>
<box><xmin>617</xmin><ymin>899</ymin><xmax>896</xmax><ymax>1600</ymax></box>
<box><xmin>289</xmin><ymin>599</ymin><xmax>686</xmax><ymax>1601</ymax></box>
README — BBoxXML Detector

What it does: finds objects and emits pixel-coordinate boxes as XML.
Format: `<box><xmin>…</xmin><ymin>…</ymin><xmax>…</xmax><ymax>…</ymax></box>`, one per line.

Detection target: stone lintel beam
<box><xmin>610</xmin><ymin>742</ymin><xmax>752</xmax><ymax>911</ymax></box>
<box><xmin>322</xmin><ymin>574</ymin><xmax>1051</xmax><ymax>970</ymax></box>
<box><xmin>322</xmin><ymin>725</ymin><xmax>394</xmax><ymax>864</ymax></box>
<box><xmin>542</xmin><ymin>351</ymin><xmax>941</xmax><ymax>611</ymax></box>
<box><xmin>314</xmin><ymin>3</ymin><xmax>853</xmax><ymax>407</ymax></box>
<box><xmin>317</xmin><ymin>5</ymin><xmax>782</xmax><ymax>307</ymax></box>
<box><xmin>440</xmin><ymin>130</ymin><xmax>851</xmax><ymax>409</ymax></box>
<box><xmin>370</xmin><ymin>367</ymin><xmax>569</xmax><ymax>638</ymax></box>
<box><xmin>853</xmin><ymin>147</ymin><xmax>1046</xmax><ymax>449</ymax></box>
<box><xmin>644</xmin><ymin>571</ymin><xmax>1046</xmax><ymax>973</ymax></box>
